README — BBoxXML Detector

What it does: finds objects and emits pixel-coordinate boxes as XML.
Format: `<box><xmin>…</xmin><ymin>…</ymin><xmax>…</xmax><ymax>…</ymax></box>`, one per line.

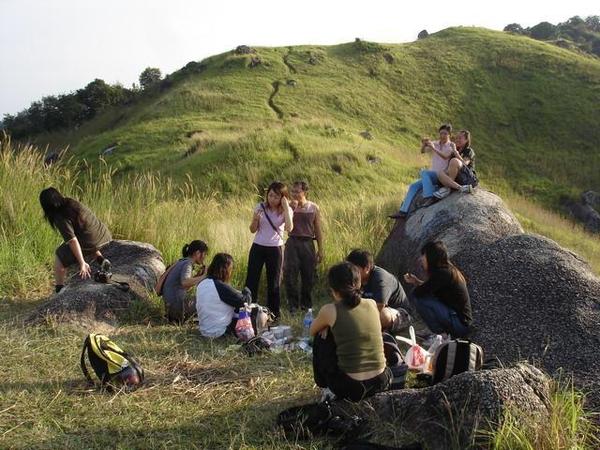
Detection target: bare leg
<box><xmin>380</xmin><ymin>307</ymin><xmax>398</xmax><ymax>331</ymax></box>
<box><xmin>54</xmin><ymin>256</ymin><xmax>67</xmax><ymax>286</ymax></box>
<box><xmin>437</xmin><ymin>159</ymin><xmax>463</xmax><ymax>190</ymax></box>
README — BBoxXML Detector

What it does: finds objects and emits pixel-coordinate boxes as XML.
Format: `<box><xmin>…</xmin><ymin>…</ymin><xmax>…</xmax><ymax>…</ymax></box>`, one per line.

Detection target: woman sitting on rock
<box><xmin>162</xmin><ymin>240</ymin><xmax>208</xmax><ymax>323</ymax></box>
<box><xmin>196</xmin><ymin>253</ymin><xmax>252</xmax><ymax>338</ymax></box>
<box><xmin>432</xmin><ymin>129</ymin><xmax>478</xmax><ymax>200</ymax></box>
<box><xmin>404</xmin><ymin>241</ymin><xmax>472</xmax><ymax>339</ymax></box>
<box><xmin>310</xmin><ymin>262</ymin><xmax>391</xmax><ymax>402</ymax></box>
<box><xmin>245</xmin><ymin>181</ymin><xmax>293</xmax><ymax>320</ymax></box>
<box><xmin>39</xmin><ymin>187</ymin><xmax>112</xmax><ymax>294</ymax></box>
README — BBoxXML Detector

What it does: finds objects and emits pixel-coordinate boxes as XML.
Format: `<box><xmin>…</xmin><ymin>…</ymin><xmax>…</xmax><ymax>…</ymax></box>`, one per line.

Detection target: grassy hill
<box><xmin>34</xmin><ymin>26</ymin><xmax>600</xmax><ymax>208</ymax></box>
<box><xmin>1</xmin><ymin>27</ymin><xmax>600</xmax><ymax>449</ymax></box>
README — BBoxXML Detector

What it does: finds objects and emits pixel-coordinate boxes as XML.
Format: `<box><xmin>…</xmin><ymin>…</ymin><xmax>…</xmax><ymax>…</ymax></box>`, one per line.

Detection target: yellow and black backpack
<box><xmin>80</xmin><ymin>334</ymin><xmax>144</xmax><ymax>389</ymax></box>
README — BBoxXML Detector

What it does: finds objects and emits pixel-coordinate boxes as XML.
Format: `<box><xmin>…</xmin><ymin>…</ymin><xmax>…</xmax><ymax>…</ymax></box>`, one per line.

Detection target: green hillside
<box><xmin>34</xmin><ymin>26</ymin><xmax>600</xmax><ymax>208</ymax></box>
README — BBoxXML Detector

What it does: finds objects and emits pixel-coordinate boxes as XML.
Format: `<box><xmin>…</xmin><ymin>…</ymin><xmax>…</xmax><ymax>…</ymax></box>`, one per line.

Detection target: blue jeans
<box><xmin>414</xmin><ymin>295</ymin><xmax>469</xmax><ymax>338</ymax></box>
<box><xmin>399</xmin><ymin>170</ymin><xmax>439</xmax><ymax>213</ymax></box>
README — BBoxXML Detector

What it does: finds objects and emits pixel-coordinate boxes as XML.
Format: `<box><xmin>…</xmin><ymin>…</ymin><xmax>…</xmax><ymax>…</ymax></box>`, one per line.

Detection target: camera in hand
<box><xmin>94</xmin><ymin>269</ymin><xmax>112</xmax><ymax>283</ymax></box>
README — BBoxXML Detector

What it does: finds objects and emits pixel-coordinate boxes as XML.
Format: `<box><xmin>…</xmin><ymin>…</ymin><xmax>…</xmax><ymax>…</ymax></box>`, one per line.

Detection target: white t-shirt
<box><xmin>196</xmin><ymin>279</ymin><xmax>235</xmax><ymax>338</ymax></box>
<box><xmin>430</xmin><ymin>141</ymin><xmax>455</xmax><ymax>172</ymax></box>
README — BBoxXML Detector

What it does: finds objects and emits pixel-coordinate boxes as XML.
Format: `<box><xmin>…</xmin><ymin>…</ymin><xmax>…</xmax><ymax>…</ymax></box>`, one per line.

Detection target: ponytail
<box><xmin>328</xmin><ymin>262</ymin><xmax>362</xmax><ymax>309</ymax></box>
<box><xmin>182</xmin><ymin>240</ymin><xmax>208</xmax><ymax>258</ymax></box>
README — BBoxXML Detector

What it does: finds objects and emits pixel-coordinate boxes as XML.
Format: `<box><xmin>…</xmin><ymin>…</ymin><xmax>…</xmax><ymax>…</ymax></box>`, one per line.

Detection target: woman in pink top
<box><xmin>244</xmin><ymin>181</ymin><xmax>293</xmax><ymax>319</ymax></box>
<box><xmin>390</xmin><ymin>124</ymin><xmax>468</xmax><ymax>218</ymax></box>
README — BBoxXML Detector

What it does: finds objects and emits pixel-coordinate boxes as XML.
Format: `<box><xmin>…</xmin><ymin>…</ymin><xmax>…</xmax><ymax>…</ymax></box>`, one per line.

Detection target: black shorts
<box><xmin>55</xmin><ymin>241</ymin><xmax>109</xmax><ymax>267</ymax></box>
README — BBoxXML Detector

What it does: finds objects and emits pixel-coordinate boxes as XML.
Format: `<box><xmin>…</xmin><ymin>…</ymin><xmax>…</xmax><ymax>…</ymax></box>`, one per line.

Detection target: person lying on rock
<box><xmin>346</xmin><ymin>249</ymin><xmax>412</xmax><ymax>333</ymax></box>
<box><xmin>404</xmin><ymin>241</ymin><xmax>473</xmax><ymax>341</ymax></box>
<box><xmin>39</xmin><ymin>187</ymin><xmax>112</xmax><ymax>294</ymax></box>
<box><xmin>245</xmin><ymin>181</ymin><xmax>293</xmax><ymax>320</ymax></box>
<box><xmin>432</xmin><ymin>129</ymin><xmax>477</xmax><ymax>200</ymax></box>
<box><xmin>162</xmin><ymin>240</ymin><xmax>208</xmax><ymax>323</ymax></box>
<box><xmin>284</xmin><ymin>180</ymin><xmax>324</xmax><ymax>313</ymax></box>
<box><xmin>389</xmin><ymin>124</ymin><xmax>472</xmax><ymax>219</ymax></box>
<box><xmin>196</xmin><ymin>253</ymin><xmax>252</xmax><ymax>338</ymax></box>
<box><xmin>310</xmin><ymin>262</ymin><xmax>391</xmax><ymax>402</ymax></box>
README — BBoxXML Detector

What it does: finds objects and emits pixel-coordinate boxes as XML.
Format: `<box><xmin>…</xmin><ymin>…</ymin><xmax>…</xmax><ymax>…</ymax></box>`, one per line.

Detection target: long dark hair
<box><xmin>421</xmin><ymin>241</ymin><xmax>465</xmax><ymax>284</ymax></box>
<box><xmin>328</xmin><ymin>262</ymin><xmax>362</xmax><ymax>309</ymax></box>
<box><xmin>181</xmin><ymin>240</ymin><xmax>208</xmax><ymax>258</ymax></box>
<box><xmin>39</xmin><ymin>187</ymin><xmax>82</xmax><ymax>230</ymax></box>
<box><xmin>457</xmin><ymin>129</ymin><xmax>471</xmax><ymax>149</ymax></box>
<box><xmin>264</xmin><ymin>181</ymin><xmax>289</xmax><ymax>212</ymax></box>
<box><xmin>206</xmin><ymin>253</ymin><xmax>234</xmax><ymax>283</ymax></box>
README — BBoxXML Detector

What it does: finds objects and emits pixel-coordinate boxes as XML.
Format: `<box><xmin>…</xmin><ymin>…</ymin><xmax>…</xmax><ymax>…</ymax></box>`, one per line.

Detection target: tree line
<box><xmin>1</xmin><ymin>67</ymin><xmax>163</xmax><ymax>139</ymax></box>
<box><xmin>504</xmin><ymin>16</ymin><xmax>600</xmax><ymax>57</ymax></box>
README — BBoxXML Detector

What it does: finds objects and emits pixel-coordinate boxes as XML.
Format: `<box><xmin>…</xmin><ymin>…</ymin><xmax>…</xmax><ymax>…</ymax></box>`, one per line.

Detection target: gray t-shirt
<box><xmin>162</xmin><ymin>258</ymin><xmax>194</xmax><ymax>309</ymax></box>
<box><xmin>362</xmin><ymin>265</ymin><xmax>409</xmax><ymax>311</ymax></box>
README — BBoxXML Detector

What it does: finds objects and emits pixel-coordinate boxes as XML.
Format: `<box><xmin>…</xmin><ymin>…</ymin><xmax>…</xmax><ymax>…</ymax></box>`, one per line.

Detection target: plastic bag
<box><xmin>235</xmin><ymin>306</ymin><xmax>255</xmax><ymax>342</ymax></box>
<box><xmin>396</xmin><ymin>326</ymin><xmax>428</xmax><ymax>371</ymax></box>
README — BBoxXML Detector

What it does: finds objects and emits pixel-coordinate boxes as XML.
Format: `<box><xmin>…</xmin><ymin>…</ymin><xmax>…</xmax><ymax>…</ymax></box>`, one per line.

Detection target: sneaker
<box><xmin>420</xmin><ymin>197</ymin><xmax>437</xmax><ymax>207</ymax></box>
<box><xmin>388</xmin><ymin>211</ymin><xmax>407</xmax><ymax>219</ymax></box>
<box><xmin>433</xmin><ymin>187</ymin><xmax>451</xmax><ymax>199</ymax></box>
<box><xmin>459</xmin><ymin>185</ymin><xmax>474</xmax><ymax>194</ymax></box>
<box><xmin>320</xmin><ymin>387</ymin><xmax>337</xmax><ymax>402</ymax></box>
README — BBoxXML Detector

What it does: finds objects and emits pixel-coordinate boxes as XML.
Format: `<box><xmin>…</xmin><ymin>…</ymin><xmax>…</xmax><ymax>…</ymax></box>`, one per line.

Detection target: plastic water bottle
<box><xmin>235</xmin><ymin>305</ymin><xmax>255</xmax><ymax>342</ymax></box>
<box><xmin>302</xmin><ymin>308</ymin><xmax>313</xmax><ymax>340</ymax></box>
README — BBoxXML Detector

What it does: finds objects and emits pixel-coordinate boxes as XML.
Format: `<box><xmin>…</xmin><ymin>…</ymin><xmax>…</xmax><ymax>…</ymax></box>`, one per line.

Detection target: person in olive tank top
<box><xmin>310</xmin><ymin>262</ymin><xmax>391</xmax><ymax>402</ymax></box>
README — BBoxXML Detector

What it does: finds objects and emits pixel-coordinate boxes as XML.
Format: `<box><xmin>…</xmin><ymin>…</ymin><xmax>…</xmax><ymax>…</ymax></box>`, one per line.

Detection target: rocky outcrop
<box><xmin>27</xmin><ymin>240</ymin><xmax>164</xmax><ymax>329</ymax></box>
<box><xmin>377</xmin><ymin>190</ymin><xmax>523</xmax><ymax>278</ymax></box>
<box><xmin>377</xmin><ymin>190</ymin><xmax>600</xmax><ymax>407</ymax></box>
<box><xmin>566</xmin><ymin>191</ymin><xmax>600</xmax><ymax>233</ymax></box>
<box><xmin>355</xmin><ymin>364</ymin><xmax>551</xmax><ymax>450</ymax></box>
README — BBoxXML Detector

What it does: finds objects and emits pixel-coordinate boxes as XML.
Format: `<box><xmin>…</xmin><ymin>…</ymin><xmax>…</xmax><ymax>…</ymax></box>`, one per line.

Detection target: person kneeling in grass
<box><xmin>404</xmin><ymin>241</ymin><xmax>473</xmax><ymax>342</ymax></box>
<box><xmin>39</xmin><ymin>187</ymin><xmax>112</xmax><ymax>294</ymax></box>
<box><xmin>196</xmin><ymin>253</ymin><xmax>252</xmax><ymax>338</ymax></box>
<box><xmin>310</xmin><ymin>262</ymin><xmax>391</xmax><ymax>402</ymax></box>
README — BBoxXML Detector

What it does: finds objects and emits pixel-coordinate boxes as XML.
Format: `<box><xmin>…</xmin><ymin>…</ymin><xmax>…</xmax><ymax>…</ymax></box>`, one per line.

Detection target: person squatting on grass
<box><xmin>389</xmin><ymin>124</ymin><xmax>472</xmax><ymax>219</ymax></box>
<box><xmin>310</xmin><ymin>262</ymin><xmax>392</xmax><ymax>402</ymax></box>
<box><xmin>196</xmin><ymin>253</ymin><xmax>252</xmax><ymax>338</ymax></box>
<box><xmin>432</xmin><ymin>129</ymin><xmax>478</xmax><ymax>200</ymax></box>
<box><xmin>162</xmin><ymin>240</ymin><xmax>208</xmax><ymax>323</ymax></box>
<box><xmin>345</xmin><ymin>249</ymin><xmax>412</xmax><ymax>333</ymax></box>
<box><xmin>404</xmin><ymin>241</ymin><xmax>473</xmax><ymax>339</ymax></box>
<box><xmin>284</xmin><ymin>181</ymin><xmax>324</xmax><ymax>312</ymax></box>
<box><xmin>39</xmin><ymin>187</ymin><xmax>112</xmax><ymax>294</ymax></box>
<box><xmin>245</xmin><ymin>181</ymin><xmax>293</xmax><ymax>319</ymax></box>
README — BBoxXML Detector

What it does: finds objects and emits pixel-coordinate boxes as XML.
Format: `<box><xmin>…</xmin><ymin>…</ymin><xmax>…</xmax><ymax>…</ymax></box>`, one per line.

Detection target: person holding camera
<box><xmin>39</xmin><ymin>187</ymin><xmax>113</xmax><ymax>294</ymax></box>
<box><xmin>284</xmin><ymin>180</ymin><xmax>324</xmax><ymax>313</ymax></box>
<box><xmin>245</xmin><ymin>181</ymin><xmax>293</xmax><ymax>319</ymax></box>
<box><xmin>162</xmin><ymin>240</ymin><xmax>208</xmax><ymax>323</ymax></box>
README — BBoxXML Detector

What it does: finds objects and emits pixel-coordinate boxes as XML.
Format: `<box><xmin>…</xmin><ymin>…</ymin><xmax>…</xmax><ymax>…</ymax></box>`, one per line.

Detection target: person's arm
<box><xmin>249</xmin><ymin>205</ymin><xmax>262</xmax><ymax>233</ymax></box>
<box><xmin>432</xmin><ymin>142</ymin><xmax>455</xmax><ymax>161</ymax></box>
<box><xmin>310</xmin><ymin>303</ymin><xmax>336</xmax><ymax>336</ymax></box>
<box><xmin>282</xmin><ymin>197</ymin><xmax>293</xmax><ymax>233</ymax></box>
<box><xmin>214</xmin><ymin>280</ymin><xmax>250</xmax><ymax>308</ymax></box>
<box><xmin>67</xmin><ymin>238</ymin><xmax>91</xmax><ymax>279</ymax></box>
<box><xmin>314</xmin><ymin>205</ymin><xmax>324</xmax><ymax>263</ymax></box>
<box><xmin>181</xmin><ymin>263</ymin><xmax>206</xmax><ymax>289</ymax></box>
<box><xmin>367</xmin><ymin>269</ymin><xmax>392</xmax><ymax>307</ymax></box>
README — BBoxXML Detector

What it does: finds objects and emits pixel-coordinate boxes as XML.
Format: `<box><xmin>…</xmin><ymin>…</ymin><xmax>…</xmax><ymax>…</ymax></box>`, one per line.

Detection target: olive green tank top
<box><xmin>331</xmin><ymin>299</ymin><xmax>386</xmax><ymax>374</ymax></box>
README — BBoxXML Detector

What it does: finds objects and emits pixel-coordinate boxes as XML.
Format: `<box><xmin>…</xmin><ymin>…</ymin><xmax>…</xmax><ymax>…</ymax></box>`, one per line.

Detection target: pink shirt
<box><xmin>253</xmin><ymin>203</ymin><xmax>293</xmax><ymax>247</ymax></box>
<box><xmin>430</xmin><ymin>141</ymin><xmax>455</xmax><ymax>172</ymax></box>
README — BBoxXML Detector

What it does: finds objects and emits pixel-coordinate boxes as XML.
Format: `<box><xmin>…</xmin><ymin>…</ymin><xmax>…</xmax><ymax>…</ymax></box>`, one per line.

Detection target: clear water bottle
<box><xmin>302</xmin><ymin>308</ymin><xmax>313</xmax><ymax>340</ymax></box>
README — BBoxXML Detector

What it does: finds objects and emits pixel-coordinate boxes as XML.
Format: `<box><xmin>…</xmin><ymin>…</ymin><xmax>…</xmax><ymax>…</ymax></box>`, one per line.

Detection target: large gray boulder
<box><xmin>377</xmin><ymin>190</ymin><xmax>523</xmax><ymax>277</ymax></box>
<box><xmin>354</xmin><ymin>364</ymin><xmax>551</xmax><ymax>450</ymax></box>
<box><xmin>28</xmin><ymin>240</ymin><xmax>165</xmax><ymax>329</ymax></box>
<box><xmin>453</xmin><ymin>234</ymin><xmax>600</xmax><ymax>407</ymax></box>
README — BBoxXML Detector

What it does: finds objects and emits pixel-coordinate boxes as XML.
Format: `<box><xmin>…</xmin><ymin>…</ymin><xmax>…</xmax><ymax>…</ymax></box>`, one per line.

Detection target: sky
<box><xmin>0</xmin><ymin>0</ymin><xmax>597</xmax><ymax>117</ymax></box>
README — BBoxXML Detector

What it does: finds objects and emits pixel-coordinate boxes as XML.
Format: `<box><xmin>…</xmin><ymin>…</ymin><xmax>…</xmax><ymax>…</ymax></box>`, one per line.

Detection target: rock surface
<box><xmin>377</xmin><ymin>190</ymin><xmax>523</xmax><ymax>277</ymax></box>
<box><xmin>377</xmin><ymin>189</ymin><xmax>600</xmax><ymax>408</ymax></box>
<box><xmin>28</xmin><ymin>240</ymin><xmax>164</xmax><ymax>329</ymax></box>
<box><xmin>454</xmin><ymin>234</ymin><xmax>600</xmax><ymax>407</ymax></box>
<box><xmin>355</xmin><ymin>364</ymin><xmax>551</xmax><ymax>450</ymax></box>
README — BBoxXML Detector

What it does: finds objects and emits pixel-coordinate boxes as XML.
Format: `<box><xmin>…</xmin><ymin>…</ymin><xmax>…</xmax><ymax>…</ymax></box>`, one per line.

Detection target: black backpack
<box><xmin>80</xmin><ymin>334</ymin><xmax>144</xmax><ymax>390</ymax></box>
<box><xmin>431</xmin><ymin>339</ymin><xmax>483</xmax><ymax>384</ymax></box>
<box><xmin>382</xmin><ymin>332</ymin><xmax>408</xmax><ymax>390</ymax></box>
